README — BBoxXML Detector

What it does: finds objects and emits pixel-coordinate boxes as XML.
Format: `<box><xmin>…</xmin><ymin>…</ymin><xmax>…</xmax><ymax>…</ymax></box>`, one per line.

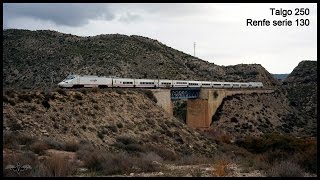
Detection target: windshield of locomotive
<box><xmin>64</xmin><ymin>75</ymin><xmax>75</xmax><ymax>80</ymax></box>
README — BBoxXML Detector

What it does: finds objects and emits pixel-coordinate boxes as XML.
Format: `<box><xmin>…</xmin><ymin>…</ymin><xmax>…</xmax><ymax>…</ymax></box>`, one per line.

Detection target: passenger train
<box><xmin>57</xmin><ymin>75</ymin><xmax>263</xmax><ymax>89</ymax></box>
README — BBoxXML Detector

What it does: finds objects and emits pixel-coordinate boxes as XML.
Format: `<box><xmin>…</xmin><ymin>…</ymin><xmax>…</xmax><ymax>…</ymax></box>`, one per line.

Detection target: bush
<box><xmin>116</xmin><ymin>123</ymin><xmax>123</xmax><ymax>128</ymax></box>
<box><xmin>3</xmin><ymin>130</ymin><xmax>19</xmax><ymax>149</ymax></box>
<box><xmin>64</xmin><ymin>140</ymin><xmax>79</xmax><ymax>152</ymax></box>
<box><xmin>35</xmin><ymin>154</ymin><xmax>76</xmax><ymax>177</ymax></box>
<box><xmin>73</xmin><ymin>93</ymin><xmax>83</xmax><ymax>100</ymax></box>
<box><xmin>213</xmin><ymin>91</ymin><xmax>219</xmax><ymax>99</ymax></box>
<box><xmin>140</xmin><ymin>152</ymin><xmax>163</xmax><ymax>163</ymax></box>
<box><xmin>124</xmin><ymin>144</ymin><xmax>146</xmax><ymax>153</ymax></box>
<box><xmin>42</xmin><ymin>100</ymin><xmax>50</xmax><ymax>109</ymax></box>
<box><xmin>115</xmin><ymin>89</ymin><xmax>125</xmax><ymax>95</ymax></box>
<box><xmin>77</xmin><ymin>149</ymin><xmax>160</xmax><ymax>175</ymax></box>
<box><xmin>116</xmin><ymin>136</ymin><xmax>138</xmax><ymax>145</ymax></box>
<box><xmin>97</xmin><ymin>132</ymin><xmax>104</xmax><ymax>139</ymax></box>
<box><xmin>18</xmin><ymin>94</ymin><xmax>32</xmax><ymax>103</ymax></box>
<box><xmin>8</xmin><ymin>99</ymin><xmax>16</xmax><ymax>106</ymax></box>
<box><xmin>5</xmin><ymin>89</ymin><xmax>16</xmax><ymax>98</ymax></box>
<box><xmin>106</xmin><ymin>125</ymin><xmax>118</xmax><ymax>133</ymax></box>
<box><xmin>77</xmin><ymin>148</ymin><xmax>119</xmax><ymax>172</ymax></box>
<box><xmin>146</xmin><ymin>145</ymin><xmax>178</xmax><ymax>161</ymax></box>
<box><xmin>142</xmin><ymin>90</ymin><xmax>157</xmax><ymax>103</ymax></box>
<box><xmin>91</xmin><ymin>87</ymin><xmax>100</xmax><ymax>93</ymax></box>
<box><xmin>212</xmin><ymin>158</ymin><xmax>230</xmax><ymax>177</ymax></box>
<box><xmin>265</xmin><ymin>160</ymin><xmax>305</xmax><ymax>177</ymax></box>
<box><xmin>177</xmin><ymin>154</ymin><xmax>211</xmax><ymax>165</ymax></box>
<box><xmin>43</xmin><ymin>138</ymin><xmax>65</xmax><ymax>150</ymax></box>
<box><xmin>30</xmin><ymin>141</ymin><xmax>49</xmax><ymax>155</ymax></box>
<box><xmin>80</xmin><ymin>88</ymin><xmax>87</xmax><ymax>95</ymax></box>
<box><xmin>93</xmin><ymin>104</ymin><xmax>99</xmax><ymax>110</ymax></box>
<box><xmin>17</xmin><ymin>134</ymin><xmax>36</xmax><ymax>146</ymax></box>
<box><xmin>56</xmin><ymin>89</ymin><xmax>67</xmax><ymax>96</ymax></box>
<box><xmin>235</xmin><ymin>133</ymin><xmax>305</xmax><ymax>154</ymax></box>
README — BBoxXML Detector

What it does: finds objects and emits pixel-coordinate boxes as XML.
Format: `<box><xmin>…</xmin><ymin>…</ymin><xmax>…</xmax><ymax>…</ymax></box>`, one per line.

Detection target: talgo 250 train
<box><xmin>58</xmin><ymin>75</ymin><xmax>263</xmax><ymax>89</ymax></box>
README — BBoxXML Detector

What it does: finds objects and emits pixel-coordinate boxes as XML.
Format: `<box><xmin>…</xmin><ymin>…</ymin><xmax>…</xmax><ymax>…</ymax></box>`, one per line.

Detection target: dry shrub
<box><xmin>203</xmin><ymin>128</ymin><xmax>231</xmax><ymax>144</ymax></box>
<box><xmin>252</xmin><ymin>154</ymin><xmax>272</xmax><ymax>171</ymax></box>
<box><xmin>177</xmin><ymin>154</ymin><xmax>211</xmax><ymax>165</ymax></box>
<box><xmin>90</xmin><ymin>87</ymin><xmax>100</xmax><ymax>93</ymax></box>
<box><xmin>35</xmin><ymin>154</ymin><xmax>76</xmax><ymax>177</ymax></box>
<box><xmin>56</xmin><ymin>88</ymin><xmax>67</xmax><ymax>96</ymax></box>
<box><xmin>17</xmin><ymin>134</ymin><xmax>36</xmax><ymax>146</ymax></box>
<box><xmin>81</xmin><ymin>150</ymin><xmax>106</xmax><ymax>171</ymax></box>
<box><xmin>5</xmin><ymin>89</ymin><xmax>16</xmax><ymax>98</ymax></box>
<box><xmin>265</xmin><ymin>160</ymin><xmax>305</xmax><ymax>177</ymax></box>
<box><xmin>64</xmin><ymin>140</ymin><xmax>79</xmax><ymax>152</ymax></box>
<box><xmin>77</xmin><ymin>148</ymin><xmax>160</xmax><ymax>175</ymax></box>
<box><xmin>213</xmin><ymin>159</ymin><xmax>229</xmax><ymax>177</ymax></box>
<box><xmin>140</xmin><ymin>152</ymin><xmax>163</xmax><ymax>163</ymax></box>
<box><xmin>146</xmin><ymin>145</ymin><xmax>179</xmax><ymax>161</ymax></box>
<box><xmin>73</xmin><ymin>93</ymin><xmax>83</xmax><ymax>100</ymax></box>
<box><xmin>43</xmin><ymin>138</ymin><xmax>65</xmax><ymax>150</ymax></box>
<box><xmin>18</xmin><ymin>94</ymin><xmax>32</xmax><ymax>103</ymax></box>
<box><xmin>142</xmin><ymin>90</ymin><xmax>157</xmax><ymax>103</ymax></box>
<box><xmin>3</xmin><ymin>130</ymin><xmax>19</xmax><ymax>149</ymax></box>
<box><xmin>30</xmin><ymin>141</ymin><xmax>49</xmax><ymax>155</ymax></box>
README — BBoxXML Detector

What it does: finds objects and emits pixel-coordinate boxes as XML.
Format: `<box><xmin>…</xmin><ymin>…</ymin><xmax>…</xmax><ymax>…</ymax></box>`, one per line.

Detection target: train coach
<box><xmin>58</xmin><ymin>75</ymin><xmax>264</xmax><ymax>89</ymax></box>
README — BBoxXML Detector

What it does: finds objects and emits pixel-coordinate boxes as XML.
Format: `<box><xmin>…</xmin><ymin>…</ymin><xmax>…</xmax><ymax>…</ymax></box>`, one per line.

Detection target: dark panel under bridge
<box><xmin>171</xmin><ymin>88</ymin><xmax>201</xmax><ymax>100</ymax></box>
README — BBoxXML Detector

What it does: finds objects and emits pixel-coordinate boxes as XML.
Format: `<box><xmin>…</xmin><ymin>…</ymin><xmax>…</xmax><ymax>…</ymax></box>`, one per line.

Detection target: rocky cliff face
<box><xmin>3</xmin><ymin>29</ymin><xmax>278</xmax><ymax>90</ymax></box>
<box><xmin>282</xmin><ymin>61</ymin><xmax>317</xmax><ymax>136</ymax></box>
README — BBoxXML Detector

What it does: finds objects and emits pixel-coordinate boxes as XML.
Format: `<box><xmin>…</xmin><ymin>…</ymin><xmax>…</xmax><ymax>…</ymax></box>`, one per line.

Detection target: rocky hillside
<box><xmin>282</xmin><ymin>61</ymin><xmax>317</xmax><ymax>136</ymax></box>
<box><xmin>210</xmin><ymin>89</ymin><xmax>296</xmax><ymax>139</ymax></box>
<box><xmin>210</xmin><ymin>61</ymin><xmax>317</xmax><ymax>138</ymax></box>
<box><xmin>3</xmin><ymin>88</ymin><xmax>217</xmax><ymax>157</ymax></box>
<box><xmin>3</xmin><ymin>29</ymin><xmax>279</xmax><ymax>90</ymax></box>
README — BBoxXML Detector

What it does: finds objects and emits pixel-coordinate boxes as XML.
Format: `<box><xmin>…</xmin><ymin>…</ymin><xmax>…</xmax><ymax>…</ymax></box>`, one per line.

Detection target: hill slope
<box><xmin>3</xmin><ymin>29</ymin><xmax>279</xmax><ymax>89</ymax></box>
<box><xmin>282</xmin><ymin>60</ymin><xmax>317</xmax><ymax>136</ymax></box>
<box><xmin>210</xmin><ymin>60</ymin><xmax>317</xmax><ymax>138</ymax></box>
<box><xmin>3</xmin><ymin>88</ymin><xmax>217</xmax><ymax>157</ymax></box>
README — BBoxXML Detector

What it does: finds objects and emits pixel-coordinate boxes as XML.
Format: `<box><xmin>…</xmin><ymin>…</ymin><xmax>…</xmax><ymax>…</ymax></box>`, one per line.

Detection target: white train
<box><xmin>58</xmin><ymin>75</ymin><xmax>264</xmax><ymax>89</ymax></box>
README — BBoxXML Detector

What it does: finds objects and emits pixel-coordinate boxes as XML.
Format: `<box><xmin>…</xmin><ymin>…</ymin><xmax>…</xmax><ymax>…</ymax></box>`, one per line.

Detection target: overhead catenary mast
<box><xmin>193</xmin><ymin>42</ymin><xmax>196</xmax><ymax>57</ymax></box>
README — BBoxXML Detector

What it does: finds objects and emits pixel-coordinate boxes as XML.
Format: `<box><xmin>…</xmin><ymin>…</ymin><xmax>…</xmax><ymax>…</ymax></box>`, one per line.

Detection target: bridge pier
<box><xmin>187</xmin><ymin>89</ymin><xmax>225</xmax><ymax>129</ymax></box>
<box><xmin>150</xmin><ymin>89</ymin><xmax>173</xmax><ymax>115</ymax></box>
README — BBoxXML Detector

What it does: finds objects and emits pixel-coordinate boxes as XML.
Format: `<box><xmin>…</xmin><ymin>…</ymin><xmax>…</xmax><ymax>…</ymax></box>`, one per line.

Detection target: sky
<box><xmin>3</xmin><ymin>3</ymin><xmax>317</xmax><ymax>74</ymax></box>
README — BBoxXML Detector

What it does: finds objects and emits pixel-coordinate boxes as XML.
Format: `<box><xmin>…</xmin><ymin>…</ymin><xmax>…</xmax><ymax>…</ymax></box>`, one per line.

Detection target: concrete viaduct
<box><xmin>150</xmin><ymin>88</ymin><xmax>274</xmax><ymax>129</ymax></box>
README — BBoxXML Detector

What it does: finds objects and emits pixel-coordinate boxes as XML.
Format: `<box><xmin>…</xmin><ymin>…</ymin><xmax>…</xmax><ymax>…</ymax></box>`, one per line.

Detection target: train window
<box><xmin>213</xmin><ymin>84</ymin><xmax>222</xmax><ymax>86</ymax></box>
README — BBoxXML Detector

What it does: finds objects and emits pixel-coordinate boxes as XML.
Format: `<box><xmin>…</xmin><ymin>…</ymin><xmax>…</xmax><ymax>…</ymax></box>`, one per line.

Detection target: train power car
<box><xmin>58</xmin><ymin>75</ymin><xmax>112</xmax><ymax>88</ymax></box>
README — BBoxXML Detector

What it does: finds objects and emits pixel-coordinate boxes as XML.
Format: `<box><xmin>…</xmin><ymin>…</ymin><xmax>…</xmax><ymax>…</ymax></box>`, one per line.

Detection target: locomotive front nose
<box><xmin>58</xmin><ymin>82</ymin><xmax>65</xmax><ymax>87</ymax></box>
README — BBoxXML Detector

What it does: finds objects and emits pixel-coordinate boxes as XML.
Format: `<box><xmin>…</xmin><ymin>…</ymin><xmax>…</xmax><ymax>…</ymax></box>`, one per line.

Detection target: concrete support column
<box><xmin>186</xmin><ymin>89</ymin><xmax>226</xmax><ymax>129</ymax></box>
<box><xmin>150</xmin><ymin>89</ymin><xmax>173</xmax><ymax>116</ymax></box>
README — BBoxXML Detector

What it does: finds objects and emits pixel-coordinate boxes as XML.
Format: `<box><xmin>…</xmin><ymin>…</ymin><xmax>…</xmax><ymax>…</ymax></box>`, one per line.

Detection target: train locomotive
<box><xmin>58</xmin><ymin>75</ymin><xmax>263</xmax><ymax>89</ymax></box>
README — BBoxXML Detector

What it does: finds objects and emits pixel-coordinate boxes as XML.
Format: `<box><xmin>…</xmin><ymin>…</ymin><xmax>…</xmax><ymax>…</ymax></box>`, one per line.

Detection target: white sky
<box><xmin>3</xmin><ymin>3</ymin><xmax>317</xmax><ymax>74</ymax></box>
